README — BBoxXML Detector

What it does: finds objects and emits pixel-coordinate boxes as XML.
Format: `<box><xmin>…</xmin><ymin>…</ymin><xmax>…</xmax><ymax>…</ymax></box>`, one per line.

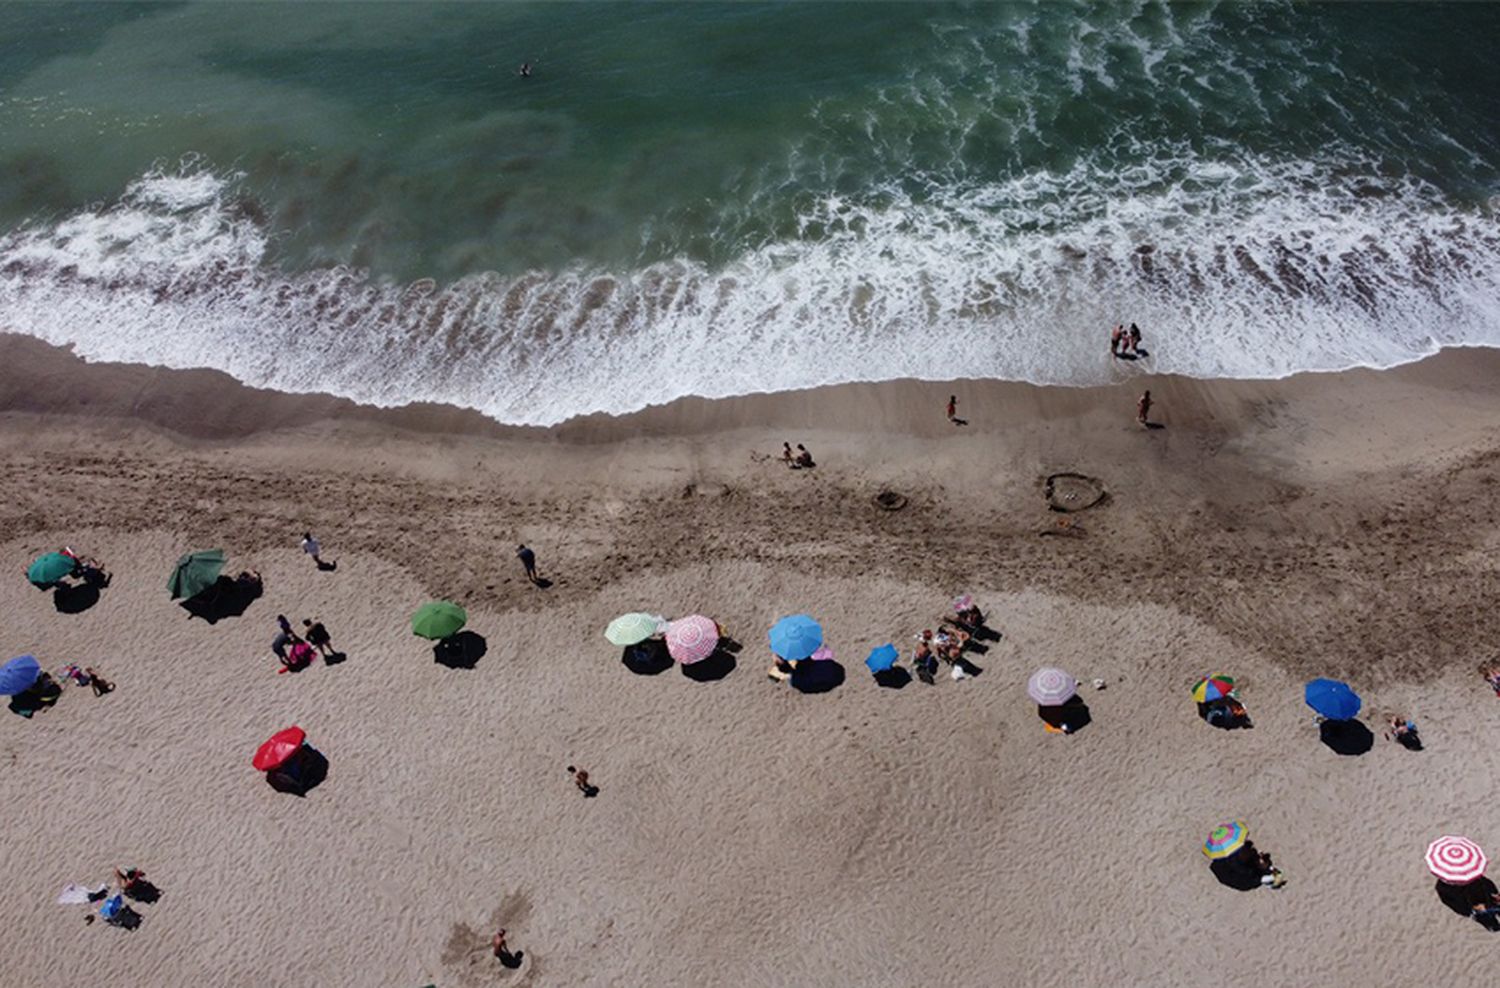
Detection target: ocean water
<box><xmin>0</xmin><ymin>1</ymin><xmax>1497</xmax><ymax>425</ymax></box>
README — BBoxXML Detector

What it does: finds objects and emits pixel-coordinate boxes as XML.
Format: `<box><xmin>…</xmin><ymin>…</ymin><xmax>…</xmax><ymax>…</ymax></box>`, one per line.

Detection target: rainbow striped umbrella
<box><xmin>1203</xmin><ymin>821</ymin><xmax>1249</xmax><ymax>859</ymax></box>
<box><xmin>1192</xmin><ymin>674</ymin><xmax>1235</xmax><ymax>703</ymax></box>
<box><xmin>665</xmin><ymin>615</ymin><xmax>718</xmax><ymax>664</ymax></box>
<box><xmin>1426</xmin><ymin>835</ymin><xmax>1487</xmax><ymax>884</ymax></box>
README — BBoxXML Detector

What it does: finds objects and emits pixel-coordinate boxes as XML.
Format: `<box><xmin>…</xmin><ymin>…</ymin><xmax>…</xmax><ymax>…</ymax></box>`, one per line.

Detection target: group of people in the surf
<box><xmin>1110</xmin><ymin>322</ymin><xmax>1148</xmax><ymax>360</ymax></box>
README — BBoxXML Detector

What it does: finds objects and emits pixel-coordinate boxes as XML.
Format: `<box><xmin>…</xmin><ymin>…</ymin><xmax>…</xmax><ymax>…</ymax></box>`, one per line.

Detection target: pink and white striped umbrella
<box><xmin>1027</xmin><ymin>666</ymin><xmax>1078</xmax><ymax>706</ymax></box>
<box><xmin>1426</xmin><ymin>835</ymin><xmax>1488</xmax><ymax>884</ymax></box>
<box><xmin>665</xmin><ymin>615</ymin><xmax>719</xmax><ymax>664</ymax></box>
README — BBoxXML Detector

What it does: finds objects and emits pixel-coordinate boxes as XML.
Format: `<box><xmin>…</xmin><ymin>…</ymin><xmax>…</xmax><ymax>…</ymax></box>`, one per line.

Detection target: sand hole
<box><xmin>873</xmin><ymin>490</ymin><xmax>908</xmax><ymax>512</ymax></box>
<box><xmin>1044</xmin><ymin>473</ymin><xmax>1107</xmax><ymax>513</ymax></box>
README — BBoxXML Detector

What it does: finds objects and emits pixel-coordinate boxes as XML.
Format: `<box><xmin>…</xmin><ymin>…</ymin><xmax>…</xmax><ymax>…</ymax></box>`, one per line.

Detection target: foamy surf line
<box><xmin>1</xmin><ymin>162</ymin><xmax>1499</xmax><ymax>427</ymax></box>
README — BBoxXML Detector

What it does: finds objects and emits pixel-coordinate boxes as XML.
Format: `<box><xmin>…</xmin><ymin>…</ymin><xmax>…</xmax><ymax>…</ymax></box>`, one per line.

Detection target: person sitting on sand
<box><xmin>114</xmin><ymin>866</ymin><xmax>146</xmax><ymax>895</ymax></box>
<box><xmin>235</xmin><ymin>570</ymin><xmax>263</xmax><ymax>593</ymax></box>
<box><xmin>913</xmin><ymin>642</ymin><xmax>938</xmax><ymax>684</ymax></box>
<box><xmin>954</xmin><ymin>602</ymin><xmax>985</xmax><ymax>632</ymax></box>
<box><xmin>85</xmin><ymin>666</ymin><xmax>113</xmax><ymax>696</ymax></box>
<box><xmin>781</xmin><ymin>442</ymin><xmax>794</xmax><ymax>465</ymax></box>
<box><xmin>1384</xmin><ymin>713</ymin><xmax>1420</xmax><ymax>749</ymax></box>
<box><xmin>793</xmin><ymin>444</ymin><xmax>815</xmax><ymax>469</ymax></box>
<box><xmin>1481</xmin><ymin>663</ymin><xmax>1500</xmax><ymax>696</ymax></box>
<box><xmin>567</xmin><ymin>765</ymin><xmax>596</xmax><ymax>797</ymax></box>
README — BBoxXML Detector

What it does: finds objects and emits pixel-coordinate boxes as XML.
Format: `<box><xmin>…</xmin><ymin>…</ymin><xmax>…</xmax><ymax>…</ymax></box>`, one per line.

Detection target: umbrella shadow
<box><xmin>1039</xmin><ymin>698</ymin><xmax>1092</xmax><ymax>734</ymax></box>
<box><xmin>180</xmin><ymin>577</ymin><xmax>260</xmax><ymax>623</ymax></box>
<box><xmin>8</xmin><ymin>676</ymin><xmax>63</xmax><ymax>718</ymax></box>
<box><xmin>1435</xmin><ymin>878</ymin><xmax>1500</xmax><ymax>929</ymax></box>
<box><xmin>873</xmin><ymin>667</ymin><xmax>912</xmax><ymax>690</ymax></box>
<box><xmin>681</xmin><ymin>649</ymin><xmax>736</xmax><ymax>682</ymax></box>
<box><xmin>1319</xmin><ymin>719</ymin><xmax>1374</xmax><ymax>756</ymax></box>
<box><xmin>434</xmin><ymin>631</ymin><xmax>487</xmax><ymax>670</ymax></box>
<box><xmin>791</xmin><ymin>659</ymin><xmax>845</xmax><ymax>694</ymax></box>
<box><xmin>622</xmin><ymin>640</ymin><xmax>673</xmax><ymax>676</ymax></box>
<box><xmin>53</xmin><ymin>582</ymin><xmax>101</xmax><ymax>613</ymax></box>
<box><xmin>267</xmin><ymin>746</ymin><xmax>329</xmax><ymax>797</ymax></box>
<box><xmin>1209</xmin><ymin>844</ymin><xmax>1268</xmax><ymax>892</ymax></box>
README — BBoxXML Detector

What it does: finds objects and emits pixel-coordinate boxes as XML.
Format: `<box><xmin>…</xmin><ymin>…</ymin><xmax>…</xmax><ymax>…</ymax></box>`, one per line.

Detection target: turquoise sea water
<box><xmin>1</xmin><ymin>1</ymin><xmax>1498</xmax><ymax>423</ymax></box>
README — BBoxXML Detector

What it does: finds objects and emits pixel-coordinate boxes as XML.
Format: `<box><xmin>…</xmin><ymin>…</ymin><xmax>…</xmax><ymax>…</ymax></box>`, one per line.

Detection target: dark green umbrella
<box><xmin>27</xmin><ymin>552</ymin><xmax>77</xmax><ymax>588</ymax></box>
<box><xmin>411</xmin><ymin>600</ymin><xmax>466</xmax><ymax>640</ymax></box>
<box><xmin>169</xmin><ymin>549</ymin><xmax>226</xmax><ymax>600</ymax></box>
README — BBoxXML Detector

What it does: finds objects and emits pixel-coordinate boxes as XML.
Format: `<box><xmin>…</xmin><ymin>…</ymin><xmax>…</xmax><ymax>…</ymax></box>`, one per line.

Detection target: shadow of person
<box><xmin>124</xmin><ymin>879</ymin><xmax>161</xmax><ymax>904</ymax></box>
<box><xmin>53</xmin><ymin>583</ymin><xmax>101</xmax><ymax>614</ymax></box>
<box><xmin>180</xmin><ymin>577</ymin><xmax>259</xmax><ymax>623</ymax></box>
<box><xmin>1144</xmin><ymin>422</ymin><xmax>1166</xmax><ymax>430</ymax></box>
<box><xmin>499</xmin><ymin>948</ymin><xmax>524</xmax><ymax>969</ymax></box>
<box><xmin>1038</xmin><ymin>697</ymin><xmax>1092</xmax><ymax>734</ymax></box>
<box><xmin>1319</xmin><ymin>718</ymin><xmax>1374</xmax><ymax>755</ymax></box>
<box><xmin>108</xmin><ymin>904</ymin><xmax>143</xmax><ymax>930</ymax></box>
<box><xmin>954</xmin><ymin>657</ymin><xmax>984</xmax><ymax>678</ymax></box>
<box><xmin>873</xmin><ymin>667</ymin><xmax>912</xmax><ymax>689</ymax></box>
<box><xmin>434</xmin><ymin>631</ymin><xmax>487</xmax><ymax>669</ymax></box>
<box><xmin>267</xmin><ymin>746</ymin><xmax>329</xmax><ymax>797</ymax></box>
<box><xmin>791</xmin><ymin>659</ymin><xmax>845</xmax><ymax>694</ymax></box>
<box><xmin>324</xmin><ymin>651</ymin><xmax>349</xmax><ymax>666</ymax></box>
<box><xmin>622</xmin><ymin>640</ymin><xmax>673</xmax><ymax>676</ymax></box>
<box><xmin>8</xmin><ymin>676</ymin><xmax>63</xmax><ymax>718</ymax></box>
<box><xmin>532</xmin><ymin>577</ymin><xmax>554</xmax><ymax>590</ymax></box>
<box><xmin>680</xmin><ymin>649</ymin><xmax>736</xmax><ymax>682</ymax></box>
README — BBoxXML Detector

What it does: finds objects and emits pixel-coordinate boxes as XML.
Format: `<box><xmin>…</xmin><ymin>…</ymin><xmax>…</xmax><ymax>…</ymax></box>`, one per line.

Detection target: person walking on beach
<box><xmin>1137</xmin><ymin>390</ymin><xmax>1153</xmax><ymax>427</ymax></box>
<box><xmin>301</xmin><ymin>532</ymin><xmax>334</xmax><ymax>570</ymax></box>
<box><xmin>567</xmin><ymin>765</ymin><xmax>596</xmax><ymax>796</ymax></box>
<box><xmin>1110</xmin><ymin>324</ymin><xmax>1124</xmax><ymax>358</ymax></box>
<box><xmin>946</xmin><ymin>395</ymin><xmax>967</xmax><ymax>426</ymax></box>
<box><xmin>1128</xmin><ymin>322</ymin><xmax>1143</xmax><ymax>355</ymax></box>
<box><xmin>517</xmin><ymin>544</ymin><xmax>539</xmax><ymax>584</ymax></box>
<box><xmin>272</xmin><ymin>615</ymin><xmax>298</xmax><ymax>662</ymax></box>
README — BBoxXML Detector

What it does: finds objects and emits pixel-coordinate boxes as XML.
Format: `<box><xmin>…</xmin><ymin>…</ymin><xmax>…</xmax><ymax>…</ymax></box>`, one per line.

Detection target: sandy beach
<box><xmin>3</xmin><ymin>333</ymin><xmax>1500</xmax><ymax>987</ymax></box>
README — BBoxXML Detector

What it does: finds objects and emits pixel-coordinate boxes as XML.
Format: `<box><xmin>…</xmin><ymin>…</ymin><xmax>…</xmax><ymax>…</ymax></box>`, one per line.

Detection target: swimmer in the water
<box><xmin>518</xmin><ymin>62</ymin><xmax>533</xmax><ymax>78</ymax></box>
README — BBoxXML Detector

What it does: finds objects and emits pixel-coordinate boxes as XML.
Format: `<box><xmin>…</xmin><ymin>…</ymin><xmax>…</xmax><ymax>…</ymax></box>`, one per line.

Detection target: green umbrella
<box><xmin>605</xmin><ymin>612</ymin><xmax>663</xmax><ymax>646</ymax></box>
<box><xmin>411</xmin><ymin>600</ymin><xmax>467</xmax><ymax>640</ymax></box>
<box><xmin>27</xmin><ymin>552</ymin><xmax>77</xmax><ymax>588</ymax></box>
<box><xmin>168</xmin><ymin>549</ymin><xmax>226</xmax><ymax>600</ymax></box>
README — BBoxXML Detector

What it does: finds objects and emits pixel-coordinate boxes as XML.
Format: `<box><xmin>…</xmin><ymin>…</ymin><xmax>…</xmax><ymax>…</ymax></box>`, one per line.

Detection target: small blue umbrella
<box><xmin>864</xmin><ymin>644</ymin><xmax>899</xmax><ymax>674</ymax></box>
<box><xmin>769</xmin><ymin>615</ymin><xmax>823</xmax><ymax>661</ymax></box>
<box><xmin>0</xmin><ymin>655</ymin><xmax>42</xmax><ymax>696</ymax></box>
<box><xmin>1304</xmin><ymin>678</ymin><xmax>1361</xmax><ymax>720</ymax></box>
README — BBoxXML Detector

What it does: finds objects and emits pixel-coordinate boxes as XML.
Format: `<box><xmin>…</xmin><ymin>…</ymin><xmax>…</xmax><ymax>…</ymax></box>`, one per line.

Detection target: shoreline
<box><xmin>4</xmin><ymin>331</ymin><xmax>1499</xmax><ymax>451</ymax></box>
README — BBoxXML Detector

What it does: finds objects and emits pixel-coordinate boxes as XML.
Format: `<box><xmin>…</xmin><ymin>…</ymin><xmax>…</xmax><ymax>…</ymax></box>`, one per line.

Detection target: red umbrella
<box><xmin>253</xmin><ymin>726</ymin><xmax>306</xmax><ymax>772</ymax></box>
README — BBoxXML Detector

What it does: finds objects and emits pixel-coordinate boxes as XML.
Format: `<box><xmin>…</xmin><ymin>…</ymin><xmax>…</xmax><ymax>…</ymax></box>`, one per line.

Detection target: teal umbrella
<box><xmin>168</xmin><ymin>549</ymin><xmax>226</xmax><ymax>600</ymax></box>
<box><xmin>411</xmin><ymin>601</ymin><xmax>467</xmax><ymax>640</ymax></box>
<box><xmin>27</xmin><ymin>552</ymin><xmax>77</xmax><ymax>588</ymax></box>
<box><xmin>605</xmin><ymin>613</ymin><xmax>663</xmax><ymax>647</ymax></box>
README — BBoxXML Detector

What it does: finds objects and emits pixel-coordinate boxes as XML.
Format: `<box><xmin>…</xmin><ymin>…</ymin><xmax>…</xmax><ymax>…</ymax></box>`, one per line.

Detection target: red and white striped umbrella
<box><xmin>1426</xmin><ymin>835</ymin><xmax>1488</xmax><ymax>884</ymax></box>
<box><xmin>665</xmin><ymin>615</ymin><xmax>719</xmax><ymax>664</ymax></box>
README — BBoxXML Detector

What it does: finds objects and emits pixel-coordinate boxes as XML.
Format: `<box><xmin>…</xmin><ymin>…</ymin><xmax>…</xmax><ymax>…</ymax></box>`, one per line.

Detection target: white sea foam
<box><xmin>1</xmin><ymin>154</ymin><xmax>1498</xmax><ymax>426</ymax></box>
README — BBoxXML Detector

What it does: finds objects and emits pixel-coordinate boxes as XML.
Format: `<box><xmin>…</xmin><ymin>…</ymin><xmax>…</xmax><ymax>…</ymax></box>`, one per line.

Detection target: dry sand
<box><xmin>1</xmin><ymin>334</ymin><xmax>1499</xmax><ymax>987</ymax></box>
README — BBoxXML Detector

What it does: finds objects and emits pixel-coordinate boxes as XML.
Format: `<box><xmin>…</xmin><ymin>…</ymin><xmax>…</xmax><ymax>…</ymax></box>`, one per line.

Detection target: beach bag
<box><xmin>950</xmin><ymin>665</ymin><xmax>967</xmax><ymax>681</ymax></box>
<box><xmin>288</xmin><ymin>642</ymin><xmax>315</xmax><ymax>667</ymax></box>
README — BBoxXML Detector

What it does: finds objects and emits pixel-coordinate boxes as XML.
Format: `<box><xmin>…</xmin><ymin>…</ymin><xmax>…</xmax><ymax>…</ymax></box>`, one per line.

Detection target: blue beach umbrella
<box><xmin>769</xmin><ymin>615</ymin><xmax>823</xmax><ymax>661</ymax></box>
<box><xmin>1304</xmin><ymin>678</ymin><xmax>1361</xmax><ymax>721</ymax></box>
<box><xmin>0</xmin><ymin>655</ymin><xmax>42</xmax><ymax>695</ymax></box>
<box><xmin>864</xmin><ymin>644</ymin><xmax>899</xmax><ymax>674</ymax></box>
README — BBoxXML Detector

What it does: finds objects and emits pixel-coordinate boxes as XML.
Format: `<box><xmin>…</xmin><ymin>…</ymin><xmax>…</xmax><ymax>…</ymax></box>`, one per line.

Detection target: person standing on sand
<box><xmin>1137</xmin><ymin>390</ymin><xmax>1153</xmax><ymax>427</ymax></box>
<box><xmin>1110</xmin><ymin>324</ymin><xmax>1124</xmax><ymax>357</ymax></box>
<box><xmin>301</xmin><ymin>532</ymin><xmax>333</xmax><ymax>570</ymax></box>
<box><xmin>517</xmin><ymin>544</ymin><xmax>539</xmax><ymax>584</ymax></box>
<box><xmin>492</xmin><ymin>928</ymin><xmax>508</xmax><ymax>958</ymax></box>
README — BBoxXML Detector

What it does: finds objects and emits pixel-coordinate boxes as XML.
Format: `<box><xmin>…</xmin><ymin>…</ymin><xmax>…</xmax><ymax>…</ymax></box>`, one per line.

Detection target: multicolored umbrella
<box><xmin>1426</xmin><ymin>835</ymin><xmax>1488</xmax><ymax>884</ymax></box>
<box><xmin>1304</xmin><ymin>678</ymin><xmax>1361</xmax><ymax>720</ymax></box>
<box><xmin>168</xmin><ymin>549</ymin><xmax>226</xmax><ymax>600</ymax></box>
<box><xmin>665</xmin><ymin>615</ymin><xmax>718</xmax><ymax>663</ymax></box>
<box><xmin>1027</xmin><ymin>667</ymin><xmax>1078</xmax><ymax>706</ymax></box>
<box><xmin>27</xmin><ymin>552</ymin><xmax>77</xmax><ymax>588</ymax></box>
<box><xmin>0</xmin><ymin>655</ymin><xmax>42</xmax><ymax>696</ymax></box>
<box><xmin>864</xmin><ymin>644</ymin><xmax>898</xmax><ymax>674</ymax></box>
<box><xmin>769</xmin><ymin>615</ymin><xmax>823</xmax><ymax>661</ymax></box>
<box><xmin>605</xmin><ymin>612</ymin><xmax>664</xmax><ymax>647</ymax></box>
<box><xmin>1203</xmin><ymin>820</ymin><xmax>1249</xmax><ymax>859</ymax></box>
<box><xmin>953</xmin><ymin>594</ymin><xmax>974</xmax><ymax>613</ymax></box>
<box><xmin>1192</xmin><ymin>674</ymin><xmax>1236</xmax><ymax>703</ymax></box>
<box><xmin>253</xmin><ymin>726</ymin><xmax>307</xmax><ymax>772</ymax></box>
<box><xmin>411</xmin><ymin>601</ymin><xmax>467</xmax><ymax>640</ymax></box>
